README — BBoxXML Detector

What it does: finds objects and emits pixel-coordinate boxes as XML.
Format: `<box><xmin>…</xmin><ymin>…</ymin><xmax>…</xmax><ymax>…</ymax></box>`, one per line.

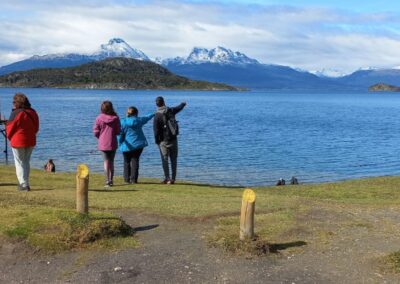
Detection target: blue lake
<box><xmin>1</xmin><ymin>88</ymin><xmax>400</xmax><ymax>186</ymax></box>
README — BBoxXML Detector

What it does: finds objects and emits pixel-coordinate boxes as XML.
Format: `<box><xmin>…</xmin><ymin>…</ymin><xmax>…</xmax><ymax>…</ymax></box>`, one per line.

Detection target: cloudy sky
<box><xmin>1</xmin><ymin>0</ymin><xmax>400</xmax><ymax>74</ymax></box>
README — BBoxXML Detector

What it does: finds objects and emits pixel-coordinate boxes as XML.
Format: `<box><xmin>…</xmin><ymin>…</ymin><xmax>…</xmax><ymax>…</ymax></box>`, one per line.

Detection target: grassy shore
<box><xmin>0</xmin><ymin>165</ymin><xmax>400</xmax><ymax>270</ymax></box>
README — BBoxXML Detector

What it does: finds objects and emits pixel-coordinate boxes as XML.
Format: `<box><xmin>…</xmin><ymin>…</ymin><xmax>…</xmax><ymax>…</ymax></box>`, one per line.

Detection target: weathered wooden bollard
<box><xmin>76</xmin><ymin>164</ymin><xmax>89</xmax><ymax>214</ymax></box>
<box><xmin>240</xmin><ymin>188</ymin><xmax>256</xmax><ymax>240</ymax></box>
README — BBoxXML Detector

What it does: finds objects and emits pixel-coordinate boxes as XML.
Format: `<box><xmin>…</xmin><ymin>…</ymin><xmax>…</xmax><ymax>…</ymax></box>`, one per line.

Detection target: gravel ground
<box><xmin>1</xmin><ymin>208</ymin><xmax>399</xmax><ymax>284</ymax></box>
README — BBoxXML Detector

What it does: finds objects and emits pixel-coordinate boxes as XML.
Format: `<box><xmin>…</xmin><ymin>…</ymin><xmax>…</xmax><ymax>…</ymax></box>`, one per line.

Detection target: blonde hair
<box><xmin>13</xmin><ymin>93</ymin><xmax>31</xmax><ymax>109</ymax></box>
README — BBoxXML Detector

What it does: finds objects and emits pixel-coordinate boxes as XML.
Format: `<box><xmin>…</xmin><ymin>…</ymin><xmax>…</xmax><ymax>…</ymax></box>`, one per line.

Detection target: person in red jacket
<box><xmin>6</xmin><ymin>93</ymin><xmax>39</xmax><ymax>192</ymax></box>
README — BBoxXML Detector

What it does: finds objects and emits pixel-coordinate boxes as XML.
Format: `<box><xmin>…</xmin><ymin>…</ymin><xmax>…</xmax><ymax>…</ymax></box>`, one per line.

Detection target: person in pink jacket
<box><xmin>93</xmin><ymin>101</ymin><xmax>121</xmax><ymax>188</ymax></box>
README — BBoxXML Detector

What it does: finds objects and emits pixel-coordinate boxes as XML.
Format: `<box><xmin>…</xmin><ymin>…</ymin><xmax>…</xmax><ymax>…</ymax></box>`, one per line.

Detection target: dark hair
<box><xmin>100</xmin><ymin>101</ymin><xmax>117</xmax><ymax>116</ymax></box>
<box><xmin>127</xmin><ymin>106</ymin><xmax>138</xmax><ymax>117</ymax></box>
<box><xmin>155</xmin><ymin>96</ymin><xmax>165</xmax><ymax>107</ymax></box>
<box><xmin>13</xmin><ymin>93</ymin><xmax>31</xmax><ymax>109</ymax></box>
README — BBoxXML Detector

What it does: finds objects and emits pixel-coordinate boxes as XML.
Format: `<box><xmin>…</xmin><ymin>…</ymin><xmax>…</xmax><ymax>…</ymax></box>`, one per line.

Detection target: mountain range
<box><xmin>0</xmin><ymin>57</ymin><xmax>236</xmax><ymax>91</ymax></box>
<box><xmin>1</xmin><ymin>38</ymin><xmax>400</xmax><ymax>90</ymax></box>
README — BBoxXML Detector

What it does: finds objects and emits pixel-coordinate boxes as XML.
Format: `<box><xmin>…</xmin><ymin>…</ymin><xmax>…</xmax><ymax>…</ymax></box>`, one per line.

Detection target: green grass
<box><xmin>382</xmin><ymin>251</ymin><xmax>400</xmax><ymax>273</ymax></box>
<box><xmin>1</xmin><ymin>206</ymin><xmax>137</xmax><ymax>252</ymax></box>
<box><xmin>1</xmin><ymin>165</ymin><xmax>400</xmax><ymax>254</ymax></box>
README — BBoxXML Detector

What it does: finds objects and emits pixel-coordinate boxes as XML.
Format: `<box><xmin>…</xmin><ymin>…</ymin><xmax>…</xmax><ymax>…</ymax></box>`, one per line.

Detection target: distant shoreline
<box><xmin>0</xmin><ymin>85</ymin><xmax>240</xmax><ymax>91</ymax></box>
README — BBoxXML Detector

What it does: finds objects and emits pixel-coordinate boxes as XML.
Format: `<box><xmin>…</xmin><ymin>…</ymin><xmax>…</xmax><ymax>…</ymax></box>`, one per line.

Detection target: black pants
<box><xmin>123</xmin><ymin>148</ymin><xmax>144</xmax><ymax>183</ymax></box>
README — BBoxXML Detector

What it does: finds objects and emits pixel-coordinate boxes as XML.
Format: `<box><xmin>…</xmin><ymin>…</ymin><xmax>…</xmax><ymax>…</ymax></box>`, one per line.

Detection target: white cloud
<box><xmin>0</xmin><ymin>0</ymin><xmax>400</xmax><ymax>73</ymax></box>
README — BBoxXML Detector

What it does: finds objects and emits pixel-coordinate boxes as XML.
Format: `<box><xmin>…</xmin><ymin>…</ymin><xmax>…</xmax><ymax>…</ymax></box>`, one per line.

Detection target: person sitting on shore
<box><xmin>290</xmin><ymin>176</ymin><xmax>299</xmax><ymax>185</ymax></box>
<box><xmin>44</xmin><ymin>159</ymin><xmax>55</xmax><ymax>173</ymax></box>
<box><xmin>276</xmin><ymin>178</ymin><xmax>286</xmax><ymax>186</ymax></box>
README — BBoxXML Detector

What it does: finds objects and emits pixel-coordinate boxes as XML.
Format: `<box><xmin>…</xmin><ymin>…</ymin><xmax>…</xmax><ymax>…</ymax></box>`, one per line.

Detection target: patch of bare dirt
<box><xmin>1</xmin><ymin>207</ymin><xmax>400</xmax><ymax>283</ymax></box>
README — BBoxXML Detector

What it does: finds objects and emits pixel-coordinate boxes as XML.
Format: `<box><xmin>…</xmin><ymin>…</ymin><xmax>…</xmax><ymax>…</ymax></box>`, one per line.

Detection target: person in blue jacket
<box><xmin>119</xmin><ymin>106</ymin><xmax>155</xmax><ymax>184</ymax></box>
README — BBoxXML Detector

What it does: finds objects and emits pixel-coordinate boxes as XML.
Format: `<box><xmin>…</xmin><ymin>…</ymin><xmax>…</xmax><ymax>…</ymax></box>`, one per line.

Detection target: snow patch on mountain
<box><xmin>92</xmin><ymin>38</ymin><xmax>149</xmax><ymax>61</ymax></box>
<box><xmin>30</xmin><ymin>53</ymin><xmax>91</xmax><ymax>61</ymax></box>
<box><xmin>310</xmin><ymin>68</ymin><xmax>350</xmax><ymax>78</ymax></box>
<box><xmin>357</xmin><ymin>66</ymin><xmax>379</xmax><ymax>71</ymax></box>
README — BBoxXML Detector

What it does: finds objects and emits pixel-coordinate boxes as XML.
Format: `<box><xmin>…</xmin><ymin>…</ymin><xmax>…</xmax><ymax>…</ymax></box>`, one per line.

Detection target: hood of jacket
<box><xmin>97</xmin><ymin>113</ymin><xmax>119</xmax><ymax>124</ymax></box>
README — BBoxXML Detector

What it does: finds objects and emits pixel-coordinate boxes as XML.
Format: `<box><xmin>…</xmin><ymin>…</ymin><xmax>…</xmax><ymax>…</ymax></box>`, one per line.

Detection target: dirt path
<box><xmin>1</xmin><ymin>208</ymin><xmax>399</xmax><ymax>283</ymax></box>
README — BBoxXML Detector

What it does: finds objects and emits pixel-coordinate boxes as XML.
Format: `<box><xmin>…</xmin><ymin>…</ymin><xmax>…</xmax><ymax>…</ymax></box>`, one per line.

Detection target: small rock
<box><xmin>47</xmin><ymin>261</ymin><xmax>50</xmax><ymax>265</ymax></box>
<box><xmin>114</xmin><ymin>267</ymin><xmax>122</xmax><ymax>272</ymax></box>
<box><xmin>184</xmin><ymin>265</ymin><xmax>189</xmax><ymax>269</ymax></box>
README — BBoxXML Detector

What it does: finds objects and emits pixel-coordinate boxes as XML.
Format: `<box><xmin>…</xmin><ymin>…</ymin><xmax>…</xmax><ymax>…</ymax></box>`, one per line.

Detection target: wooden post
<box><xmin>76</xmin><ymin>164</ymin><xmax>89</xmax><ymax>214</ymax></box>
<box><xmin>240</xmin><ymin>188</ymin><xmax>256</xmax><ymax>240</ymax></box>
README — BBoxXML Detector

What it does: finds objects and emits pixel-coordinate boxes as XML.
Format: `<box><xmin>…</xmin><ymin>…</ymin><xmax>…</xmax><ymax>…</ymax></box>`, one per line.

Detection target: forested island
<box><xmin>368</xmin><ymin>83</ymin><xmax>400</xmax><ymax>92</ymax></box>
<box><xmin>0</xmin><ymin>57</ymin><xmax>237</xmax><ymax>91</ymax></box>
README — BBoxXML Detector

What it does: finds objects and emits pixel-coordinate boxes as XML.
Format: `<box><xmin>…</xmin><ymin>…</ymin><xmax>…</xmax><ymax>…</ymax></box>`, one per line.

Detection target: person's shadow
<box><xmin>0</xmin><ymin>183</ymin><xmax>17</xmax><ymax>186</ymax></box>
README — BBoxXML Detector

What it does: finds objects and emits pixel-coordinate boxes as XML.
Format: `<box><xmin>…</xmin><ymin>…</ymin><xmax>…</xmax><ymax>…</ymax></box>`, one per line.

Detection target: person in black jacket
<box><xmin>153</xmin><ymin>96</ymin><xmax>186</xmax><ymax>184</ymax></box>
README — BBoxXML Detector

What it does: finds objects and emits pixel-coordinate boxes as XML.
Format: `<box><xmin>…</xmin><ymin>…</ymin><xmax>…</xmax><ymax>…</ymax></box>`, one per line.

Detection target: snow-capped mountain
<box><xmin>162</xmin><ymin>47</ymin><xmax>341</xmax><ymax>90</ymax></box>
<box><xmin>162</xmin><ymin>46</ymin><xmax>259</xmax><ymax>65</ymax></box>
<box><xmin>310</xmin><ymin>68</ymin><xmax>350</xmax><ymax>78</ymax></box>
<box><xmin>91</xmin><ymin>38</ymin><xmax>149</xmax><ymax>61</ymax></box>
<box><xmin>0</xmin><ymin>38</ymin><xmax>149</xmax><ymax>75</ymax></box>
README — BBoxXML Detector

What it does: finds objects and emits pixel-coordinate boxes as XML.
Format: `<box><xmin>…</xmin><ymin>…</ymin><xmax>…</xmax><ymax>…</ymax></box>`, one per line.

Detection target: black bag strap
<box><xmin>162</xmin><ymin>107</ymin><xmax>171</xmax><ymax>125</ymax></box>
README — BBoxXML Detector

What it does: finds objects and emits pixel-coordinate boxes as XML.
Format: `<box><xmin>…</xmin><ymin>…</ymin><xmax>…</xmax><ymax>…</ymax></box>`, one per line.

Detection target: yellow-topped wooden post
<box><xmin>240</xmin><ymin>188</ymin><xmax>256</xmax><ymax>240</ymax></box>
<box><xmin>76</xmin><ymin>164</ymin><xmax>89</xmax><ymax>214</ymax></box>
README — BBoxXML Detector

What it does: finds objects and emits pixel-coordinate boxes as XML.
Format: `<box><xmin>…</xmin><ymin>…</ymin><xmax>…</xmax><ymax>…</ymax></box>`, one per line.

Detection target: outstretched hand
<box><xmin>181</xmin><ymin>102</ymin><xmax>187</xmax><ymax>106</ymax></box>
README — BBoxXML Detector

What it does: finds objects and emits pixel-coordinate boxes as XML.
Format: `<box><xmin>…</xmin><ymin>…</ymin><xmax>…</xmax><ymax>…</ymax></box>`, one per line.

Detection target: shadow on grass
<box><xmin>133</xmin><ymin>224</ymin><xmax>159</xmax><ymax>232</ymax></box>
<box><xmin>105</xmin><ymin>184</ymin><xmax>130</xmax><ymax>187</ymax></box>
<box><xmin>0</xmin><ymin>183</ymin><xmax>17</xmax><ymax>186</ymax></box>
<box><xmin>140</xmin><ymin>181</ymin><xmax>243</xmax><ymax>189</ymax></box>
<box><xmin>90</xmin><ymin>189</ymin><xmax>139</xmax><ymax>192</ymax></box>
<box><xmin>269</xmin><ymin>241</ymin><xmax>307</xmax><ymax>253</ymax></box>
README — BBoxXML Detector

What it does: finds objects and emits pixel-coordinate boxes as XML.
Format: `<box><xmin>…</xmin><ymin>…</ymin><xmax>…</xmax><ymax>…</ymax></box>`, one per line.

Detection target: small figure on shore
<box><xmin>153</xmin><ymin>96</ymin><xmax>186</xmax><ymax>184</ymax></box>
<box><xmin>44</xmin><ymin>159</ymin><xmax>56</xmax><ymax>173</ymax></box>
<box><xmin>93</xmin><ymin>101</ymin><xmax>121</xmax><ymax>188</ymax></box>
<box><xmin>119</xmin><ymin>106</ymin><xmax>154</xmax><ymax>184</ymax></box>
<box><xmin>6</xmin><ymin>93</ymin><xmax>40</xmax><ymax>192</ymax></box>
<box><xmin>290</xmin><ymin>176</ymin><xmax>299</xmax><ymax>185</ymax></box>
<box><xmin>276</xmin><ymin>178</ymin><xmax>286</xmax><ymax>186</ymax></box>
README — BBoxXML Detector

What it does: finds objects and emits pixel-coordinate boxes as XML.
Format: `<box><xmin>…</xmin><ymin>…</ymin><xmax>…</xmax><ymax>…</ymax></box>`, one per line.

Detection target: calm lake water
<box><xmin>0</xmin><ymin>88</ymin><xmax>400</xmax><ymax>186</ymax></box>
